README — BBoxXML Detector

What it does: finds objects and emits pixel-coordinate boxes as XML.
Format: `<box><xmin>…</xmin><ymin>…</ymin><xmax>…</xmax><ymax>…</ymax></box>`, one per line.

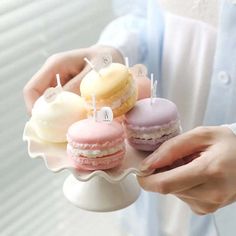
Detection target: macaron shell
<box><xmin>32</xmin><ymin>91</ymin><xmax>87</xmax><ymax>121</ymax></box>
<box><xmin>136</xmin><ymin>77</ymin><xmax>151</xmax><ymax>100</ymax></box>
<box><xmin>128</xmin><ymin>140</ymin><xmax>162</xmax><ymax>152</ymax></box>
<box><xmin>81</xmin><ymin>63</ymin><xmax>131</xmax><ymax>99</ymax></box>
<box><xmin>125</xmin><ymin>98</ymin><xmax>179</xmax><ymax>127</ymax></box>
<box><xmin>67</xmin><ymin>119</ymin><xmax>124</xmax><ymax>145</ymax></box>
<box><xmin>31</xmin><ymin>119</ymin><xmax>68</xmax><ymax>143</ymax></box>
<box><xmin>31</xmin><ymin>91</ymin><xmax>87</xmax><ymax>143</ymax></box>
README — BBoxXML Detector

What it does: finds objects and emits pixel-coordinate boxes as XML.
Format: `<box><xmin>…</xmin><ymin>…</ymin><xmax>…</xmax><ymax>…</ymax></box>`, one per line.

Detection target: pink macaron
<box><xmin>124</xmin><ymin>98</ymin><xmax>181</xmax><ymax>151</ymax></box>
<box><xmin>67</xmin><ymin>119</ymin><xmax>125</xmax><ymax>170</ymax></box>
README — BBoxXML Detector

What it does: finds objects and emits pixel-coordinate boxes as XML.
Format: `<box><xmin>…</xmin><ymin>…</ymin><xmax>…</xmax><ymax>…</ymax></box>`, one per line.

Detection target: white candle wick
<box><xmin>125</xmin><ymin>57</ymin><xmax>129</xmax><ymax>68</ymax></box>
<box><xmin>56</xmin><ymin>73</ymin><xmax>62</xmax><ymax>87</ymax></box>
<box><xmin>153</xmin><ymin>80</ymin><xmax>157</xmax><ymax>98</ymax></box>
<box><xmin>84</xmin><ymin>57</ymin><xmax>95</xmax><ymax>69</ymax></box>
<box><xmin>84</xmin><ymin>57</ymin><xmax>102</xmax><ymax>77</ymax></box>
<box><xmin>151</xmin><ymin>73</ymin><xmax>154</xmax><ymax>104</ymax></box>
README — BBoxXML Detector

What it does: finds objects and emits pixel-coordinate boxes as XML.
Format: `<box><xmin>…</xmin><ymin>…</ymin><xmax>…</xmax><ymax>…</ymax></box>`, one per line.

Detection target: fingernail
<box><xmin>140</xmin><ymin>164</ymin><xmax>152</xmax><ymax>172</ymax></box>
<box><xmin>140</xmin><ymin>153</ymin><xmax>158</xmax><ymax>172</ymax></box>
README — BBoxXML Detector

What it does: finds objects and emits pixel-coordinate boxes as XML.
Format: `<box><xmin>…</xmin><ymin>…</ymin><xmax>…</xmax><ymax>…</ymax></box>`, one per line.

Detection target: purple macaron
<box><xmin>124</xmin><ymin>98</ymin><xmax>181</xmax><ymax>151</ymax></box>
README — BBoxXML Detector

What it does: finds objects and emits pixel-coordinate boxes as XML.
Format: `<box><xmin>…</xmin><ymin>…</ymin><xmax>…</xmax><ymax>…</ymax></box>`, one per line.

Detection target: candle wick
<box><xmin>150</xmin><ymin>73</ymin><xmax>154</xmax><ymax>105</ymax></box>
<box><xmin>84</xmin><ymin>57</ymin><xmax>102</xmax><ymax>78</ymax></box>
<box><xmin>56</xmin><ymin>73</ymin><xmax>62</xmax><ymax>87</ymax></box>
<box><xmin>84</xmin><ymin>57</ymin><xmax>94</xmax><ymax>69</ymax></box>
<box><xmin>125</xmin><ymin>57</ymin><xmax>129</xmax><ymax>67</ymax></box>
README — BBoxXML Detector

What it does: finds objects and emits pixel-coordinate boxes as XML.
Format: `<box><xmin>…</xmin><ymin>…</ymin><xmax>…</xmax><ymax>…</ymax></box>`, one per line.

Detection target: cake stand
<box><xmin>23</xmin><ymin>121</ymin><xmax>153</xmax><ymax>212</ymax></box>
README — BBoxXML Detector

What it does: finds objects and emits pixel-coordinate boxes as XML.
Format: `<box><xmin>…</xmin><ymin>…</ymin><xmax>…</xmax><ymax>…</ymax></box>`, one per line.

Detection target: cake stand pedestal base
<box><xmin>63</xmin><ymin>174</ymin><xmax>141</xmax><ymax>212</ymax></box>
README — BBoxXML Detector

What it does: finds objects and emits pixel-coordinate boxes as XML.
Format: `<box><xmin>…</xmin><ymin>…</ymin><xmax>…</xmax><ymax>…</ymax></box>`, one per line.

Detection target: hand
<box><xmin>138</xmin><ymin>126</ymin><xmax>236</xmax><ymax>215</ymax></box>
<box><xmin>23</xmin><ymin>45</ymin><xmax>124</xmax><ymax>114</ymax></box>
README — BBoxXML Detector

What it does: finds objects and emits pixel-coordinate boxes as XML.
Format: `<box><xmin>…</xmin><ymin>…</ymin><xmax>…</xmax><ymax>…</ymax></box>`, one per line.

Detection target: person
<box><xmin>23</xmin><ymin>0</ymin><xmax>236</xmax><ymax>235</ymax></box>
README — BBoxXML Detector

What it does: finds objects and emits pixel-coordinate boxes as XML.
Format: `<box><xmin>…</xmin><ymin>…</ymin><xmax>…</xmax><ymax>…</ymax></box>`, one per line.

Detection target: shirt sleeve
<box><xmin>97</xmin><ymin>14</ymin><xmax>148</xmax><ymax>66</ymax></box>
<box><xmin>223</xmin><ymin>123</ymin><xmax>236</xmax><ymax>136</ymax></box>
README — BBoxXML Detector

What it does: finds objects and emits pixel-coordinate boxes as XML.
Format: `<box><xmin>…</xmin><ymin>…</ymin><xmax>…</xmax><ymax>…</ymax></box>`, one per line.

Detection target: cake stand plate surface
<box><xmin>23</xmin><ymin>121</ymin><xmax>152</xmax><ymax>212</ymax></box>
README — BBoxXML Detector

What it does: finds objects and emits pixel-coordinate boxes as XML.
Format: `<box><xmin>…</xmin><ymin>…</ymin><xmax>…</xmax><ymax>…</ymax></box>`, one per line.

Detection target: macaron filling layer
<box><xmin>128</xmin><ymin>129</ymin><xmax>180</xmax><ymax>151</ymax></box>
<box><xmin>67</xmin><ymin>142</ymin><xmax>125</xmax><ymax>158</ymax></box>
<box><xmin>67</xmin><ymin>136</ymin><xmax>124</xmax><ymax>149</ymax></box>
<box><xmin>69</xmin><ymin>149</ymin><xmax>125</xmax><ymax>170</ymax></box>
<box><xmin>129</xmin><ymin>129</ymin><xmax>180</xmax><ymax>144</ymax></box>
<box><xmin>85</xmin><ymin>80</ymin><xmax>136</xmax><ymax>110</ymax></box>
<box><xmin>125</xmin><ymin>120</ymin><xmax>180</xmax><ymax>140</ymax></box>
<box><xmin>110</xmin><ymin>81</ymin><xmax>136</xmax><ymax>110</ymax></box>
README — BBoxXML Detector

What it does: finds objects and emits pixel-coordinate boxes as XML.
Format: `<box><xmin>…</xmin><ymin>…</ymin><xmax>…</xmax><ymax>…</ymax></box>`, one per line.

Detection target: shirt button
<box><xmin>218</xmin><ymin>71</ymin><xmax>231</xmax><ymax>85</ymax></box>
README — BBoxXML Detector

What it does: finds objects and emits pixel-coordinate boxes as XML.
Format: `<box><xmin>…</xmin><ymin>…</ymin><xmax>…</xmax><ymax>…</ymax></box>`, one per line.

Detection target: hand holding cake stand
<box><xmin>23</xmin><ymin>121</ymin><xmax>152</xmax><ymax>212</ymax></box>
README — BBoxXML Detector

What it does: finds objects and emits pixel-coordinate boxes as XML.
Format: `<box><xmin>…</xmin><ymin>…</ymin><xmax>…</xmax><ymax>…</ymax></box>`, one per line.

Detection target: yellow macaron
<box><xmin>80</xmin><ymin>63</ymin><xmax>137</xmax><ymax>117</ymax></box>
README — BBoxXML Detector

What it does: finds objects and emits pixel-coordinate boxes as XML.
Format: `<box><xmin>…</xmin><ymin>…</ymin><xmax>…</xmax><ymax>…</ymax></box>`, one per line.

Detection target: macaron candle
<box><xmin>80</xmin><ymin>57</ymin><xmax>137</xmax><ymax>118</ymax></box>
<box><xmin>124</xmin><ymin>74</ymin><xmax>181</xmax><ymax>151</ymax></box>
<box><xmin>126</xmin><ymin>59</ymin><xmax>151</xmax><ymax>100</ymax></box>
<box><xmin>31</xmin><ymin>74</ymin><xmax>87</xmax><ymax>143</ymax></box>
<box><xmin>67</xmin><ymin>96</ymin><xmax>126</xmax><ymax>171</ymax></box>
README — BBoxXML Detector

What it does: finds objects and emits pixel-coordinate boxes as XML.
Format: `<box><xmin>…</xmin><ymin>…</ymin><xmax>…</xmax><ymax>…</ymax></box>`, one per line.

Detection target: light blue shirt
<box><xmin>204</xmin><ymin>0</ymin><xmax>236</xmax><ymax>129</ymax></box>
<box><xmin>99</xmin><ymin>0</ymin><xmax>236</xmax><ymax>235</ymax></box>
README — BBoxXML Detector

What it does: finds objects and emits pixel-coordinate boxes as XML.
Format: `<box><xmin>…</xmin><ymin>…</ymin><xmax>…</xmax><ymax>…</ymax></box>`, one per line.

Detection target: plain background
<box><xmin>0</xmin><ymin>1</ymin><xmax>218</xmax><ymax>236</ymax></box>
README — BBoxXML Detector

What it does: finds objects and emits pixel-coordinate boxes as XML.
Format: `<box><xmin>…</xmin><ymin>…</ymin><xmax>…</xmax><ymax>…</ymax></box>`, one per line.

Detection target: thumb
<box><xmin>63</xmin><ymin>65</ymin><xmax>90</xmax><ymax>95</ymax></box>
<box><xmin>141</xmin><ymin>127</ymin><xmax>212</xmax><ymax>171</ymax></box>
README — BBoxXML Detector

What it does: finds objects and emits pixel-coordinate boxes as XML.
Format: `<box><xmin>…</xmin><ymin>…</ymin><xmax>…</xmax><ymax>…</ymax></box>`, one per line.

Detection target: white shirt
<box><xmin>98</xmin><ymin>0</ymin><xmax>236</xmax><ymax>235</ymax></box>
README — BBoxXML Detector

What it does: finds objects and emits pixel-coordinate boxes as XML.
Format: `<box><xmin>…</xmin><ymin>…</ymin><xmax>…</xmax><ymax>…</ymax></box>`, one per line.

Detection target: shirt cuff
<box><xmin>222</xmin><ymin>123</ymin><xmax>236</xmax><ymax>135</ymax></box>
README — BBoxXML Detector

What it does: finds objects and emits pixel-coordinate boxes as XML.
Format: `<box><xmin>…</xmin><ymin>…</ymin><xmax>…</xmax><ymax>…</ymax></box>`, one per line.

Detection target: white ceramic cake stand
<box><xmin>23</xmin><ymin>121</ymin><xmax>152</xmax><ymax>212</ymax></box>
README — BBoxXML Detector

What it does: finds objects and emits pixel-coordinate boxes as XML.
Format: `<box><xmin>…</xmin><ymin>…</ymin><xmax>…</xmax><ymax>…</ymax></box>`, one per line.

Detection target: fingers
<box><xmin>175</xmin><ymin>181</ymin><xmax>230</xmax><ymax>206</ymax></box>
<box><xmin>23</xmin><ymin>46</ymin><xmax>123</xmax><ymax>114</ymax></box>
<box><xmin>141</xmin><ymin>127</ymin><xmax>214</xmax><ymax>171</ymax></box>
<box><xmin>63</xmin><ymin>65</ymin><xmax>90</xmax><ymax>94</ymax></box>
<box><xmin>178</xmin><ymin>196</ymin><xmax>219</xmax><ymax>215</ymax></box>
<box><xmin>23</xmin><ymin>50</ymin><xmax>87</xmax><ymax>113</ymax></box>
<box><xmin>138</xmin><ymin>158</ymin><xmax>206</xmax><ymax>194</ymax></box>
<box><xmin>23</xmin><ymin>64</ymin><xmax>56</xmax><ymax>113</ymax></box>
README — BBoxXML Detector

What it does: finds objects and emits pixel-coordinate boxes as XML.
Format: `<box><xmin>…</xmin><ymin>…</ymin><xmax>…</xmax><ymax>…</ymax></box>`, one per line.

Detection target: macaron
<box><xmin>31</xmin><ymin>90</ymin><xmax>87</xmax><ymax>143</ymax></box>
<box><xmin>124</xmin><ymin>98</ymin><xmax>181</xmax><ymax>151</ymax></box>
<box><xmin>67</xmin><ymin>119</ymin><xmax>126</xmax><ymax>170</ymax></box>
<box><xmin>129</xmin><ymin>64</ymin><xmax>151</xmax><ymax>100</ymax></box>
<box><xmin>136</xmin><ymin>76</ymin><xmax>151</xmax><ymax>100</ymax></box>
<box><xmin>80</xmin><ymin>63</ymin><xmax>137</xmax><ymax>118</ymax></box>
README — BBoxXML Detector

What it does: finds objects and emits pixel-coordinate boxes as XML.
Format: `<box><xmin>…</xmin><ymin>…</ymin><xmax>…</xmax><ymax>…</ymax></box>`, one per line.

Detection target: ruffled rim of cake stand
<box><xmin>23</xmin><ymin>121</ymin><xmax>153</xmax><ymax>183</ymax></box>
